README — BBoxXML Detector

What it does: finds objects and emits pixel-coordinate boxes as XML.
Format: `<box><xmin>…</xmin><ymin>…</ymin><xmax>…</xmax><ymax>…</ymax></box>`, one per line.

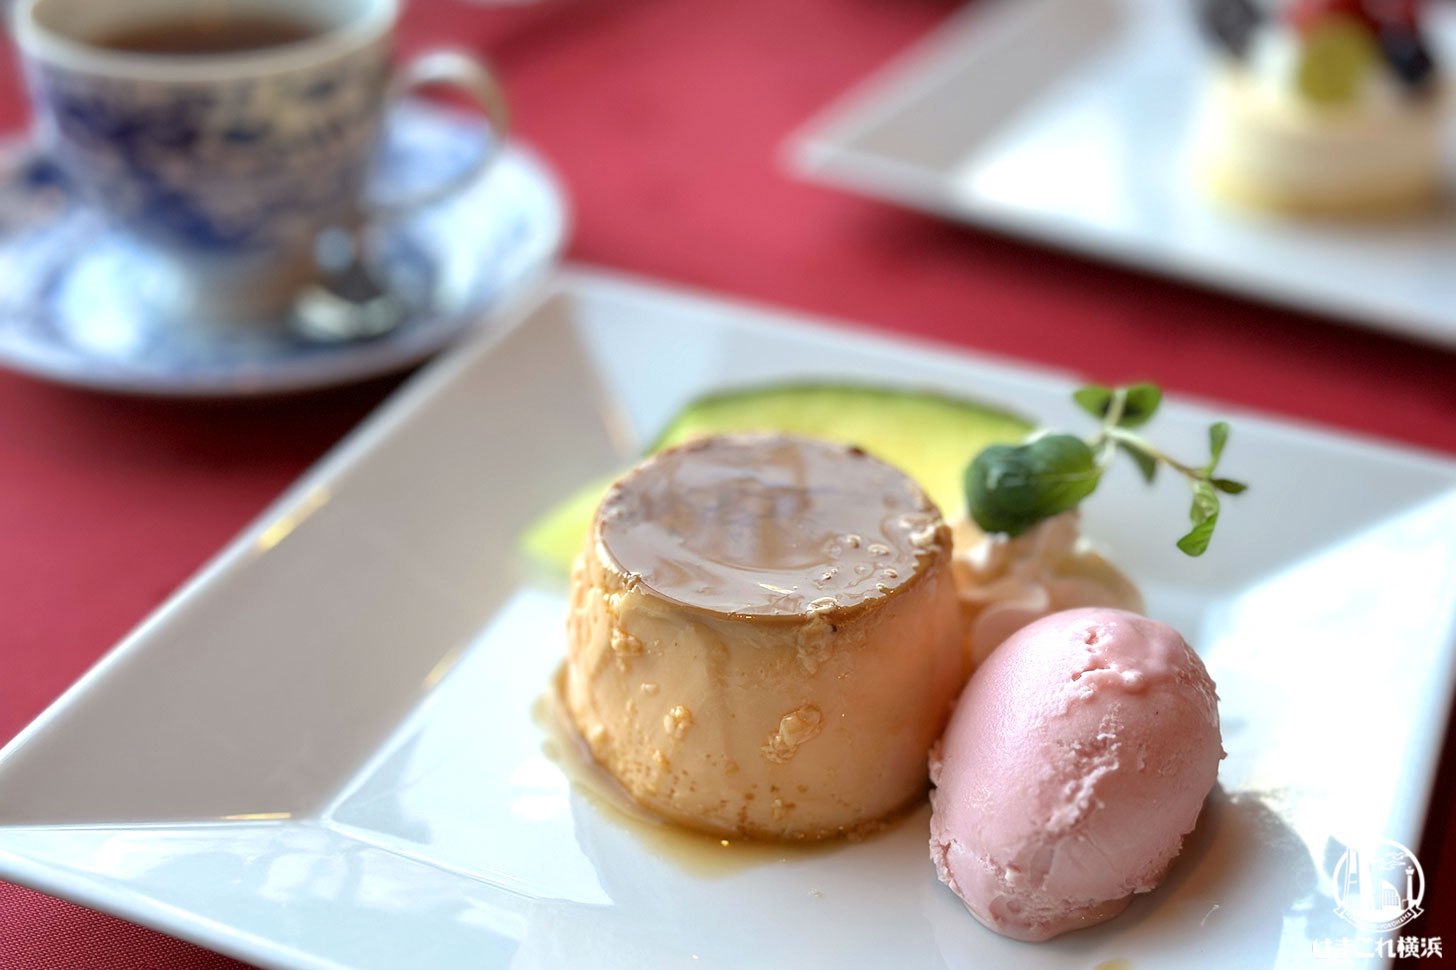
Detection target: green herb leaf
<box><xmin>1177</xmin><ymin>482</ymin><xmax>1221</xmax><ymax>556</ymax></box>
<box><xmin>1072</xmin><ymin>385</ymin><xmax>1113</xmax><ymax>421</ymax></box>
<box><xmin>1177</xmin><ymin>513</ymin><xmax>1219</xmax><ymax>556</ymax></box>
<box><xmin>1118</xmin><ymin>440</ymin><xmax>1158</xmax><ymax>484</ymax></box>
<box><xmin>963</xmin><ymin>383</ymin><xmax>1247</xmax><ymax>555</ymax></box>
<box><xmin>1119</xmin><ymin>384</ymin><xmax>1162</xmax><ymax>429</ymax></box>
<box><xmin>1208</xmin><ymin>421</ymin><xmax>1230</xmax><ymax>469</ymax></box>
<box><xmin>1190</xmin><ymin>480</ymin><xmax>1219</xmax><ymax>522</ymax></box>
<box><xmin>965</xmin><ymin>434</ymin><xmax>1102</xmax><ymax>537</ymax></box>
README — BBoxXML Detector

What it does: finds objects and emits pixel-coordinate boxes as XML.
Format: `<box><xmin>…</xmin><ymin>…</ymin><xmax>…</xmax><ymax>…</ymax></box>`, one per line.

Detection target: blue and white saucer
<box><xmin>0</xmin><ymin>101</ymin><xmax>568</xmax><ymax>396</ymax></box>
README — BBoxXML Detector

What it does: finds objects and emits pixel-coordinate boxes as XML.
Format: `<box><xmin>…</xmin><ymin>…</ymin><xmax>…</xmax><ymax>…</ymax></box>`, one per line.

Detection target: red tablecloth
<box><xmin>2</xmin><ymin>1</ymin><xmax>1454</xmax><ymax>967</ymax></box>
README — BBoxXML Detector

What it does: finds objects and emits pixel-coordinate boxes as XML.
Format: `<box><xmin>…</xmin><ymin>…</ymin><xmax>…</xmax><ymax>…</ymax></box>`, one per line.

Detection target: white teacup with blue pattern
<box><xmin>11</xmin><ymin>0</ymin><xmax>508</xmax><ymax>324</ymax></box>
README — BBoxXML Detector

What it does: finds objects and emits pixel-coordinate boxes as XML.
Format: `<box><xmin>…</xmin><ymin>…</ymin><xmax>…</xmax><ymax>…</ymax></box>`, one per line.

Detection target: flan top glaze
<box><xmin>595</xmin><ymin>434</ymin><xmax>947</xmax><ymax>619</ymax></box>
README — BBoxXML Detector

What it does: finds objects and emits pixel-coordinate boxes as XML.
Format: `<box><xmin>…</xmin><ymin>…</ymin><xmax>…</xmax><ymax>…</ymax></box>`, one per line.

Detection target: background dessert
<box><xmin>1197</xmin><ymin>0</ymin><xmax>1446</xmax><ymax>217</ymax></box>
<box><xmin>564</xmin><ymin>433</ymin><xmax>965</xmax><ymax>840</ymax></box>
<box><xmin>929</xmin><ymin>607</ymin><xmax>1224</xmax><ymax>941</ymax></box>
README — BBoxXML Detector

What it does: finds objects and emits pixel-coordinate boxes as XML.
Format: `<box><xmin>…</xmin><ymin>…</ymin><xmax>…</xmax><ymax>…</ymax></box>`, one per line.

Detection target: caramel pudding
<box><xmin>564</xmin><ymin>433</ymin><xmax>965</xmax><ymax>840</ymax></box>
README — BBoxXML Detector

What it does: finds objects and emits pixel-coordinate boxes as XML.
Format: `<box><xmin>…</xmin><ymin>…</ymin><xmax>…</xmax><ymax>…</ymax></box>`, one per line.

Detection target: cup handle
<box><xmin>368</xmin><ymin>50</ymin><xmax>511</xmax><ymax>218</ymax></box>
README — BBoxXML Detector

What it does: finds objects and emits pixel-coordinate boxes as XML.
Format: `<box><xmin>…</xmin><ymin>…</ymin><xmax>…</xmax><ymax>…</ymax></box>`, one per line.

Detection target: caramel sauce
<box><xmin>596</xmin><ymin>434</ymin><xmax>944</xmax><ymax>619</ymax></box>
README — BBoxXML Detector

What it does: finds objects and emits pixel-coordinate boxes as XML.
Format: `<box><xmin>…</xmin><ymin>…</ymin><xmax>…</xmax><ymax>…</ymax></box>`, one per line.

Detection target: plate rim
<box><xmin>0</xmin><ymin>825</ymin><xmax>339</xmax><ymax>970</ymax></box>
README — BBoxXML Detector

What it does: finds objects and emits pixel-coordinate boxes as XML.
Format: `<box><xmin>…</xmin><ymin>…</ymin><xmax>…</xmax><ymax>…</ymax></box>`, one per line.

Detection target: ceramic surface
<box><xmin>13</xmin><ymin>0</ymin><xmax>397</xmax><ymax>256</ymax></box>
<box><xmin>789</xmin><ymin>0</ymin><xmax>1456</xmax><ymax>349</ymax></box>
<box><xmin>0</xmin><ymin>101</ymin><xmax>566</xmax><ymax>395</ymax></box>
<box><xmin>1</xmin><ymin>269</ymin><xmax>1453</xmax><ymax>970</ymax></box>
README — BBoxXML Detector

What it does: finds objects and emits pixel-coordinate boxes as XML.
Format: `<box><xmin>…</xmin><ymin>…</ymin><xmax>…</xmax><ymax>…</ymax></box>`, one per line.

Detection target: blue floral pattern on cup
<box><xmin>24</xmin><ymin>47</ymin><xmax>391</xmax><ymax>254</ymax></box>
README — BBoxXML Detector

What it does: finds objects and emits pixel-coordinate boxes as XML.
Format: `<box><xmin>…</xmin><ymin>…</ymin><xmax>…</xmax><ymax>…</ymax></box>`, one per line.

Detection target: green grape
<box><xmin>1296</xmin><ymin>14</ymin><xmax>1381</xmax><ymax>106</ymax></box>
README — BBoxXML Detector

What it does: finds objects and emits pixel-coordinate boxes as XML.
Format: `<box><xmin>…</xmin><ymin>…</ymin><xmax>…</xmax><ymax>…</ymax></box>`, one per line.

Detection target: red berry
<box><xmin>1288</xmin><ymin>0</ymin><xmax>1377</xmax><ymax>33</ymax></box>
<box><xmin>1362</xmin><ymin>0</ymin><xmax>1421</xmax><ymax>28</ymax></box>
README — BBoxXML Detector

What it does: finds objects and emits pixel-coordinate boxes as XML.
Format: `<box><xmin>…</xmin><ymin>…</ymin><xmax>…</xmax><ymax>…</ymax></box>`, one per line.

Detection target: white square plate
<box><xmin>789</xmin><ymin>0</ymin><xmax>1456</xmax><ymax>349</ymax></box>
<box><xmin>2</xmin><ymin>269</ymin><xmax>1455</xmax><ymax>970</ymax></box>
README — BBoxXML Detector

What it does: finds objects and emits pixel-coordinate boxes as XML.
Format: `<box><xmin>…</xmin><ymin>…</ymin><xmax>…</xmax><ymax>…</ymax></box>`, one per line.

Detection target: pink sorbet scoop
<box><xmin>928</xmin><ymin>607</ymin><xmax>1223</xmax><ymax>942</ymax></box>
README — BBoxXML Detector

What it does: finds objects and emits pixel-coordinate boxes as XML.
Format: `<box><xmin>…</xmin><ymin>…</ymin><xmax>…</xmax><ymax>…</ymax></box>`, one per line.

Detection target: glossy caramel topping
<box><xmin>596</xmin><ymin>434</ymin><xmax>946</xmax><ymax>618</ymax></box>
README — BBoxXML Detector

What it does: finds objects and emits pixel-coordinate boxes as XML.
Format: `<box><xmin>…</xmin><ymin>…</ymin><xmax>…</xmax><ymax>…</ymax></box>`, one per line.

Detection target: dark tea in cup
<box><xmin>93</xmin><ymin>15</ymin><xmax>317</xmax><ymax>56</ymax></box>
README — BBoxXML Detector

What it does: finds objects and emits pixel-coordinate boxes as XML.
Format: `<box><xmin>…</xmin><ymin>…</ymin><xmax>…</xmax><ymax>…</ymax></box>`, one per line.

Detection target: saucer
<box><xmin>0</xmin><ymin>101</ymin><xmax>568</xmax><ymax>396</ymax></box>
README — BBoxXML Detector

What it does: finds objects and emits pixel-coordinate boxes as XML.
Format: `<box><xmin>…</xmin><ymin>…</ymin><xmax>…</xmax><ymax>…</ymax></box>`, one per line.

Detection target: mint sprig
<box><xmin>965</xmin><ymin>383</ymin><xmax>1247</xmax><ymax>557</ymax></box>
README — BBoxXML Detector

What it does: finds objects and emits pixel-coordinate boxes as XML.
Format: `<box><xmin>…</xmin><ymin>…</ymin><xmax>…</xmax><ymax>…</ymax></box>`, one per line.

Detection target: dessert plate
<box><xmin>0</xmin><ymin>100</ymin><xmax>567</xmax><ymax>396</ymax></box>
<box><xmin>788</xmin><ymin>0</ymin><xmax>1456</xmax><ymax>350</ymax></box>
<box><xmin>2</xmin><ymin>269</ymin><xmax>1455</xmax><ymax>970</ymax></box>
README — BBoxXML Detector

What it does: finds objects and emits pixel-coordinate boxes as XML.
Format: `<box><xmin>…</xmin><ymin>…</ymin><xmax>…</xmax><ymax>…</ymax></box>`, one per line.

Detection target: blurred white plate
<box><xmin>789</xmin><ymin>0</ymin><xmax>1456</xmax><ymax>349</ymax></box>
<box><xmin>1</xmin><ymin>268</ymin><xmax>1454</xmax><ymax>970</ymax></box>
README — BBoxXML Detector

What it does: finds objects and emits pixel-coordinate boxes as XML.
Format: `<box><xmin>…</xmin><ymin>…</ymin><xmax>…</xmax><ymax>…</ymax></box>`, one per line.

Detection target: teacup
<box><xmin>10</xmin><ymin>0</ymin><xmax>508</xmax><ymax>324</ymax></box>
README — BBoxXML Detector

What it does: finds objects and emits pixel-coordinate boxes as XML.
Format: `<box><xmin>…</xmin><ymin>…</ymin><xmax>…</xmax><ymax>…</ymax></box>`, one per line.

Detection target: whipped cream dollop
<box><xmin>949</xmin><ymin>511</ymin><xmax>1144</xmax><ymax>668</ymax></box>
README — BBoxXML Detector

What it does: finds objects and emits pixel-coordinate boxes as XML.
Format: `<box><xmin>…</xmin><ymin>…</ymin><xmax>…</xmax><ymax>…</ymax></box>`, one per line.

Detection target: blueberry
<box><xmin>1198</xmin><ymin>0</ymin><xmax>1263</xmax><ymax>60</ymax></box>
<box><xmin>1379</xmin><ymin>25</ymin><xmax>1437</xmax><ymax>92</ymax></box>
